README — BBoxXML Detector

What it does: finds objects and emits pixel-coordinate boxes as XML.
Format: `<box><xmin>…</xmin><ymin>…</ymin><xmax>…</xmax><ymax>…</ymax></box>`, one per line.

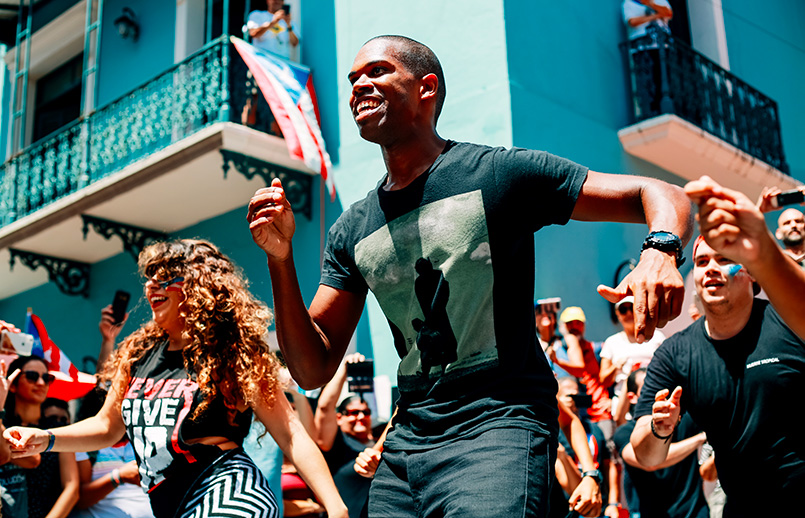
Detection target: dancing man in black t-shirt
<box><xmin>631</xmin><ymin>176</ymin><xmax>805</xmax><ymax>516</ymax></box>
<box><xmin>248</xmin><ymin>35</ymin><xmax>692</xmax><ymax>518</ymax></box>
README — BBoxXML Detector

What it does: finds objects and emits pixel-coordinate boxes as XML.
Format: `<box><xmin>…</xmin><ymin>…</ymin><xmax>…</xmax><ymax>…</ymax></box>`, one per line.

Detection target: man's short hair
<box><xmin>626</xmin><ymin>367</ymin><xmax>647</xmax><ymax>394</ymax></box>
<box><xmin>366</xmin><ymin>35</ymin><xmax>446</xmax><ymax>124</ymax></box>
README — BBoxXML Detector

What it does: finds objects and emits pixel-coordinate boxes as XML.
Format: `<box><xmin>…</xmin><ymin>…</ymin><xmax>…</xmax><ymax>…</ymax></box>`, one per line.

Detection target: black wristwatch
<box><xmin>641</xmin><ymin>230</ymin><xmax>685</xmax><ymax>267</ymax></box>
<box><xmin>581</xmin><ymin>469</ymin><xmax>602</xmax><ymax>485</ymax></box>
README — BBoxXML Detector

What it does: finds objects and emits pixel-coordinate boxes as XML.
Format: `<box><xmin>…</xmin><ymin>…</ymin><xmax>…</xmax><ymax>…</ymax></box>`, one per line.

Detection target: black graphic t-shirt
<box><xmin>322</xmin><ymin>141</ymin><xmax>588</xmax><ymax>450</ymax></box>
<box><xmin>122</xmin><ymin>341</ymin><xmax>252</xmax><ymax>516</ymax></box>
<box><xmin>635</xmin><ymin>299</ymin><xmax>805</xmax><ymax>512</ymax></box>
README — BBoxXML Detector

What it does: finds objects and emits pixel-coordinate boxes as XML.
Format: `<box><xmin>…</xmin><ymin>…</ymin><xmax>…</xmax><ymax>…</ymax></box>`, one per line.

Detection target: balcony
<box><xmin>0</xmin><ymin>35</ymin><xmax>316</xmax><ymax>300</ymax></box>
<box><xmin>618</xmin><ymin>28</ymin><xmax>799</xmax><ymax>198</ymax></box>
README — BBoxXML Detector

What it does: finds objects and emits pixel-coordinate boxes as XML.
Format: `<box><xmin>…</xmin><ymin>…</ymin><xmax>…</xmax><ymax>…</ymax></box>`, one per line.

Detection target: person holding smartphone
<box><xmin>246</xmin><ymin>0</ymin><xmax>299</xmax><ymax>59</ymax></box>
<box><xmin>4</xmin><ymin>240</ymin><xmax>346</xmax><ymax>518</ymax></box>
<box><xmin>757</xmin><ymin>185</ymin><xmax>805</xmax><ymax>267</ymax></box>
<box><xmin>756</xmin><ymin>185</ymin><xmax>805</xmax><ymax>267</ymax></box>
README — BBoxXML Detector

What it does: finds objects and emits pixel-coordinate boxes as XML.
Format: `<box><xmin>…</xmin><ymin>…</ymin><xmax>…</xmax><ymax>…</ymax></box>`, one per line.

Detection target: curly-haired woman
<box><xmin>3</xmin><ymin>239</ymin><xmax>347</xmax><ymax>518</ymax></box>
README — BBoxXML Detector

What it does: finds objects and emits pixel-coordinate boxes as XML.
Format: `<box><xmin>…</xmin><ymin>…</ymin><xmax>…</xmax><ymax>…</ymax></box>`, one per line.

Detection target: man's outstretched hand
<box><xmin>598</xmin><ymin>248</ymin><xmax>684</xmax><ymax>343</ymax></box>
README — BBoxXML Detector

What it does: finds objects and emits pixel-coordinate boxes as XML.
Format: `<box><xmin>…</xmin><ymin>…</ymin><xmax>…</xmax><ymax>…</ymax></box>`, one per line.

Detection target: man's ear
<box><xmin>776</xmin><ymin>228</ymin><xmax>784</xmax><ymax>241</ymax></box>
<box><xmin>420</xmin><ymin>73</ymin><xmax>439</xmax><ymax>101</ymax></box>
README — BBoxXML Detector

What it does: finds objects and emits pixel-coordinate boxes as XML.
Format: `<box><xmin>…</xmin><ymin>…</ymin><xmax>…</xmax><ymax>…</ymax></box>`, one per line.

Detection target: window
<box><xmin>32</xmin><ymin>54</ymin><xmax>83</xmax><ymax>143</ymax></box>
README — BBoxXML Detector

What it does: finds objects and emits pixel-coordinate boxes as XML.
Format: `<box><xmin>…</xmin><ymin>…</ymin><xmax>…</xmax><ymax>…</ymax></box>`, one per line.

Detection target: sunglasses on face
<box><xmin>23</xmin><ymin>371</ymin><xmax>55</xmax><ymax>384</ymax></box>
<box><xmin>154</xmin><ymin>276</ymin><xmax>185</xmax><ymax>290</ymax></box>
<box><xmin>342</xmin><ymin>408</ymin><xmax>371</xmax><ymax>418</ymax></box>
<box><xmin>617</xmin><ymin>304</ymin><xmax>634</xmax><ymax>315</ymax></box>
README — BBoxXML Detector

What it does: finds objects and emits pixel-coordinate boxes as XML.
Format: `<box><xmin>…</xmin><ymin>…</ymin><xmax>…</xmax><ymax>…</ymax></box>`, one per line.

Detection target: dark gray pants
<box><xmin>369</xmin><ymin>427</ymin><xmax>555</xmax><ymax>518</ymax></box>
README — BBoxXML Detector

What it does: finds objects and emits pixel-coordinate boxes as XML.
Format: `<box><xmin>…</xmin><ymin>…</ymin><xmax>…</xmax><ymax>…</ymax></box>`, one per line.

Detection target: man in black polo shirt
<box><xmin>631</xmin><ymin>176</ymin><xmax>805</xmax><ymax>516</ymax></box>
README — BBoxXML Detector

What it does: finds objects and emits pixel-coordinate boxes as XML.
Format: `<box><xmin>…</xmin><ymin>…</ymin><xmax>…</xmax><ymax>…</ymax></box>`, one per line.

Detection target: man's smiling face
<box><xmin>348</xmin><ymin>39</ymin><xmax>420</xmax><ymax>144</ymax></box>
<box><xmin>693</xmin><ymin>240</ymin><xmax>754</xmax><ymax>313</ymax></box>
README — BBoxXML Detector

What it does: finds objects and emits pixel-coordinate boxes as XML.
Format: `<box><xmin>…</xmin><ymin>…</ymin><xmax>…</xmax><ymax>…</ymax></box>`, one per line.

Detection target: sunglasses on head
<box><xmin>342</xmin><ymin>408</ymin><xmax>371</xmax><ymax>417</ymax></box>
<box><xmin>23</xmin><ymin>371</ymin><xmax>55</xmax><ymax>384</ymax></box>
<box><xmin>617</xmin><ymin>303</ymin><xmax>634</xmax><ymax>315</ymax></box>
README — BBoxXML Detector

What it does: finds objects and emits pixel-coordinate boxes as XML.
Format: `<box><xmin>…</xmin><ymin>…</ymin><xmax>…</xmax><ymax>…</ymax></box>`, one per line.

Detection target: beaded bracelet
<box><xmin>44</xmin><ymin>430</ymin><xmax>56</xmax><ymax>452</ymax></box>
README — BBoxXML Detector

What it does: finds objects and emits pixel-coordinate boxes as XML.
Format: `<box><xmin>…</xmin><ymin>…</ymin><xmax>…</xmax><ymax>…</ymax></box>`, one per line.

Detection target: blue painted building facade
<box><xmin>1</xmin><ymin>0</ymin><xmax>803</xmax><ymax>402</ymax></box>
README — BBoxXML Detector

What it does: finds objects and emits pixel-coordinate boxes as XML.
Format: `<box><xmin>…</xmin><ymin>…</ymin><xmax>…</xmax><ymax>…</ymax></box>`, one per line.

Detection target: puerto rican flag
<box><xmin>26</xmin><ymin>311</ymin><xmax>80</xmax><ymax>380</ymax></box>
<box><xmin>231</xmin><ymin>37</ymin><xmax>335</xmax><ymax>200</ymax></box>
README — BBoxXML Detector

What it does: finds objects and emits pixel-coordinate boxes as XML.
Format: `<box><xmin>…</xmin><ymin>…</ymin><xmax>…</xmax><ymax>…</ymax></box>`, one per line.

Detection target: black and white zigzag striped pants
<box><xmin>177</xmin><ymin>448</ymin><xmax>280</xmax><ymax>518</ymax></box>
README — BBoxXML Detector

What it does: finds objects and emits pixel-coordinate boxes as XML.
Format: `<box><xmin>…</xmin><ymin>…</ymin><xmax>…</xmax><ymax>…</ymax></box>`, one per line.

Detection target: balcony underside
<box><xmin>0</xmin><ymin>122</ymin><xmax>312</xmax><ymax>300</ymax></box>
<box><xmin>618</xmin><ymin>114</ymin><xmax>800</xmax><ymax>199</ymax></box>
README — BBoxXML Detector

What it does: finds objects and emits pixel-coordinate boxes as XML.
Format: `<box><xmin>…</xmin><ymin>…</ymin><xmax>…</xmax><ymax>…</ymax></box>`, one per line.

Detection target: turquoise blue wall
<box><xmin>504</xmin><ymin>2</ymin><xmax>689</xmax><ymax>340</ymax></box>
<box><xmin>96</xmin><ymin>0</ymin><xmax>177</xmax><ymax>108</ymax></box>
<box><xmin>721</xmin><ymin>0</ymin><xmax>805</xmax><ymax>181</ymax></box>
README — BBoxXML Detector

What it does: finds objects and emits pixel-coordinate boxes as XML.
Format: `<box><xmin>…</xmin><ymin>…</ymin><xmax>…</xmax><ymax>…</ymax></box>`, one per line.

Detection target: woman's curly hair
<box><xmin>100</xmin><ymin>239</ymin><xmax>280</xmax><ymax>423</ymax></box>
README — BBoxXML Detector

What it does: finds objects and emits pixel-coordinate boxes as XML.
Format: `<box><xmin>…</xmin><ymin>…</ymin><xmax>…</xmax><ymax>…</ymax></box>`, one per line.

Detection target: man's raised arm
<box><xmin>572</xmin><ymin>171</ymin><xmax>694</xmax><ymax>342</ymax></box>
<box><xmin>630</xmin><ymin>386</ymin><xmax>683</xmax><ymax>467</ymax></box>
<box><xmin>249</xmin><ymin>178</ymin><xmax>366</xmax><ymax>389</ymax></box>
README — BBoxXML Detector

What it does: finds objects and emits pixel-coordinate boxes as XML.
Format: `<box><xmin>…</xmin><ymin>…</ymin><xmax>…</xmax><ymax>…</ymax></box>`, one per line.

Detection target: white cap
<box><xmin>615</xmin><ymin>295</ymin><xmax>635</xmax><ymax>310</ymax></box>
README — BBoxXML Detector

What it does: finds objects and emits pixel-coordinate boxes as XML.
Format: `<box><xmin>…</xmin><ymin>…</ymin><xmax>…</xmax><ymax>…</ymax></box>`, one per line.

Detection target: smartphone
<box><xmin>346</xmin><ymin>359</ymin><xmax>374</xmax><ymax>393</ymax></box>
<box><xmin>1</xmin><ymin>330</ymin><xmax>34</xmax><ymax>356</ymax></box>
<box><xmin>111</xmin><ymin>290</ymin><xmax>131</xmax><ymax>324</ymax></box>
<box><xmin>282</xmin><ymin>3</ymin><xmax>291</xmax><ymax>14</ymax></box>
<box><xmin>772</xmin><ymin>189</ymin><xmax>805</xmax><ymax>208</ymax></box>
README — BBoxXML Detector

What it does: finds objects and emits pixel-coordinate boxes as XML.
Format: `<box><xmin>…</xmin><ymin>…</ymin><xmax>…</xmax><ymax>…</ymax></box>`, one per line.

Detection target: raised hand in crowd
<box><xmin>688</xmin><ymin>176</ymin><xmax>785</xmax><ymax>265</ymax></box>
<box><xmin>354</xmin><ymin>413</ymin><xmax>393</xmax><ymax>479</ymax></box>
<box><xmin>248</xmin><ymin>178</ymin><xmax>296</xmax><ymax>263</ymax></box>
<box><xmin>97</xmin><ymin>304</ymin><xmax>128</xmax><ymax>370</ymax></box>
<box><xmin>756</xmin><ymin>185</ymin><xmax>805</xmax><ymax>213</ymax></box>
<box><xmin>1</xmin><ymin>319</ymin><xmax>21</xmax><ymax>333</ymax></box>
<box><xmin>353</xmin><ymin>444</ymin><xmax>382</xmax><ymax>479</ymax></box>
<box><xmin>651</xmin><ymin>387</ymin><xmax>682</xmax><ymax>441</ymax></box>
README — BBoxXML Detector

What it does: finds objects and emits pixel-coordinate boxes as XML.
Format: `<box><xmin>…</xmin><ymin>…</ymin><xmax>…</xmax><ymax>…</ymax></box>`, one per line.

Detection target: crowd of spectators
<box><xmin>0</xmin><ymin>9</ymin><xmax>803</xmax><ymax>511</ymax></box>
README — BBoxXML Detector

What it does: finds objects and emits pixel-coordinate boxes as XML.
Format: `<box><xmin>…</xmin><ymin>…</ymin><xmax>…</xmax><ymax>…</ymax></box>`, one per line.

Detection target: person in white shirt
<box><xmin>246</xmin><ymin>0</ymin><xmax>299</xmax><ymax>59</ymax></box>
<box><xmin>599</xmin><ymin>296</ymin><xmax>664</xmax><ymax>424</ymax></box>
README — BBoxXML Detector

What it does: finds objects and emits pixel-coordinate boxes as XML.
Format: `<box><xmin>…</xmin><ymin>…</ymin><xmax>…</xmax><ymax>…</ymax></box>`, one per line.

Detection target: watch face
<box><xmin>650</xmin><ymin>231</ymin><xmax>678</xmax><ymax>244</ymax></box>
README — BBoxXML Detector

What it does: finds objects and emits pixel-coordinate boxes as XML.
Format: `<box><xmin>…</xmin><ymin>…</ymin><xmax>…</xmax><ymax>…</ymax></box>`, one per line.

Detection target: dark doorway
<box><xmin>667</xmin><ymin>0</ymin><xmax>691</xmax><ymax>45</ymax></box>
<box><xmin>207</xmin><ymin>0</ymin><xmax>250</xmax><ymax>41</ymax></box>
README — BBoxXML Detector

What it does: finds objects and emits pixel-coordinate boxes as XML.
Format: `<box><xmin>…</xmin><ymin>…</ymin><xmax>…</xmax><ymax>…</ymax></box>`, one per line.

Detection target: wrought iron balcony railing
<box><xmin>0</xmin><ymin>35</ymin><xmax>279</xmax><ymax>227</ymax></box>
<box><xmin>622</xmin><ymin>27</ymin><xmax>788</xmax><ymax>174</ymax></box>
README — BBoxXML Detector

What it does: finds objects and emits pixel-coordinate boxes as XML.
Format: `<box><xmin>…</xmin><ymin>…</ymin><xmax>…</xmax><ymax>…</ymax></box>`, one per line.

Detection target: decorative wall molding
<box><xmin>9</xmin><ymin>248</ymin><xmax>90</xmax><ymax>297</ymax></box>
<box><xmin>81</xmin><ymin>215</ymin><xmax>168</xmax><ymax>262</ymax></box>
